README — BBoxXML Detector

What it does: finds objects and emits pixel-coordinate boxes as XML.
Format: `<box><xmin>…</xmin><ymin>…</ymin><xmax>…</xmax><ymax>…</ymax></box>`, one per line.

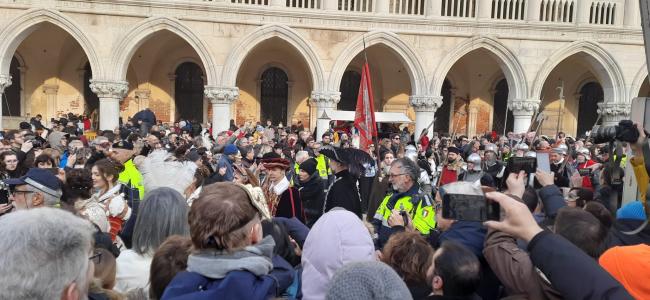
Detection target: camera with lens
<box><xmin>589</xmin><ymin>120</ymin><xmax>640</xmax><ymax>144</ymax></box>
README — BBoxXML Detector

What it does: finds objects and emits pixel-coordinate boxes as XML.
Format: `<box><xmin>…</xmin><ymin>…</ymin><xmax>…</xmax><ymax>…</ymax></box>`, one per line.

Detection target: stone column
<box><xmin>597</xmin><ymin>102</ymin><xmax>631</xmax><ymax>126</ymax></box>
<box><xmin>134</xmin><ymin>89</ymin><xmax>151</xmax><ymax>112</ymax></box>
<box><xmin>477</xmin><ymin>0</ymin><xmax>492</xmax><ymax>19</ymax></box>
<box><xmin>311</xmin><ymin>91</ymin><xmax>340</xmax><ymax>141</ymax></box>
<box><xmin>509</xmin><ymin>99</ymin><xmax>540</xmax><ymax>134</ymax></box>
<box><xmin>576</xmin><ymin>0</ymin><xmax>591</xmax><ymax>24</ymax></box>
<box><xmin>90</xmin><ymin>80</ymin><xmax>129</xmax><ymax>131</ymax></box>
<box><xmin>376</xmin><ymin>0</ymin><xmax>390</xmax><ymax>14</ymax></box>
<box><xmin>410</xmin><ymin>95</ymin><xmax>442</xmax><ymax>138</ymax></box>
<box><xmin>624</xmin><ymin>0</ymin><xmax>640</xmax><ymax>27</ymax></box>
<box><xmin>427</xmin><ymin>0</ymin><xmax>442</xmax><ymax>16</ymax></box>
<box><xmin>323</xmin><ymin>0</ymin><xmax>338</xmax><ymax>10</ymax></box>
<box><xmin>0</xmin><ymin>74</ymin><xmax>12</xmax><ymax>130</ymax></box>
<box><xmin>205</xmin><ymin>86</ymin><xmax>239</xmax><ymax>136</ymax></box>
<box><xmin>527</xmin><ymin>0</ymin><xmax>541</xmax><ymax>21</ymax></box>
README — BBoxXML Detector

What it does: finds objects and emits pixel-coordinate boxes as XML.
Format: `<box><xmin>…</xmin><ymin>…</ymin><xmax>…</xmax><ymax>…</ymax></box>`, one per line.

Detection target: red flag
<box><xmin>354</xmin><ymin>62</ymin><xmax>377</xmax><ymax>151</ymax></box>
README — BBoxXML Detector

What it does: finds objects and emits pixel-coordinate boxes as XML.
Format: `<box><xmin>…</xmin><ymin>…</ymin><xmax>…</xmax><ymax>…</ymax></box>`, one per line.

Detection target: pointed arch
<box><xmin>0</xmin><ymin>8</ymin><xmax>102</xmax><ymax>78</ymax></box>
<box><xmin>111</xmin><ymin>17</ymin><xmax>218</xmax><ymax>86</ymax></box>
<box><xmin>222</xmin><ymin>24</ymin><xmax>325</xmax><ymax>92</ymax></box>
<box><xmin>430</xmin><ymin>36</ymin><xmax>528</xmax><ymax>101</ymax></box>
<box><xmin>531</xmin><ymin>41</ymin><xmax>625</xmax><ymax>104</ymax></box>
<box><xmin>630</xmin><ymin>63</ymin><xmax>648</xmax><ymax>99</ymax></box>
<box><xmin>329</xmin><ymin>30</ymin><xmax>426</xmax><ymax>95</ymax></box>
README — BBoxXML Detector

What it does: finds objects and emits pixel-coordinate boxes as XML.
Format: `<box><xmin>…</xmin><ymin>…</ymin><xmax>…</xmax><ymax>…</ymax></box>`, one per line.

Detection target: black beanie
<box><xmin>299</xmin><ymin>158</ymin><xmax>318</xmax><ymax>176</ymax></box>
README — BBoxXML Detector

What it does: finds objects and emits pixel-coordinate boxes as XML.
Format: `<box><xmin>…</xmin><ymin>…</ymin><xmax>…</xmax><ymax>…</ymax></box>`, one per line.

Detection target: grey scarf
<box><xmin>187</xmin><ymin>236</ymin><xmax>275</xmax><ymax>279</ymax></box>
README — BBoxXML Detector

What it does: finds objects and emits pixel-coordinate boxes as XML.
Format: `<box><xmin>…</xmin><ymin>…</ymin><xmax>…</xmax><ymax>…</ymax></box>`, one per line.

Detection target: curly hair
<box><xmin>381</xmin><ymin>231</ymin><xmax>433</xmax><ymax>285</ymax></box>
<box><xmin>63</xmin><ymin>169</ymin><xmax>94</xmax><ymax>204</ymax></box>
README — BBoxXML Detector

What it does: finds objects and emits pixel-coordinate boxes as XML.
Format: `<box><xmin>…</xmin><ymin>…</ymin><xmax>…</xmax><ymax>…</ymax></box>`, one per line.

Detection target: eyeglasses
<box><xmin>89</xmin><ymin>249</ymin><xmax>102</xmax><ymax>264</ymax></box>
<box><xmin>434</xmin><ymin>202</ymin><xmax>442</xmax><ymax>212</ymax></box>
<box><xmin>388</xmin><ymin>173</ymin><xmax>406</xmax><ymax>178</ymax></box>
<box><xmin>392</xmin><ymin>137</ymin><xmax>400</xmax><ymax>140</ymax></box>
<box><xmin>10</xmin><ymin>190</ymin><xmax>34</xmax><ymax>197</ymax></box>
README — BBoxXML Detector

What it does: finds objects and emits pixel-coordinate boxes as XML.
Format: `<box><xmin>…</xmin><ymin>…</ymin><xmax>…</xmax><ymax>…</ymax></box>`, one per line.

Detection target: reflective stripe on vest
<box><xmin>374</xmin><ymin>193</ymin><xmax>436</xmax><ymax>235</ymax></box>
<box><xmin>315</xmin><ymin>154</ymin><xmax>330</xmax><ymax>178</ymax></box>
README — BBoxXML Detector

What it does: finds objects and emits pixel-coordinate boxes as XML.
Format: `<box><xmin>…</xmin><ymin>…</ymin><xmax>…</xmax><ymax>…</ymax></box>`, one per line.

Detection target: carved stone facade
<box><xmin>597</xmin><ymin>102</ymin><xmax>632</xmax><ymax>126</ymax></box>
<box><xmin>0</xmin><ymin>0</ymin><xmax>645</xmax><ymax>134</ymax></box>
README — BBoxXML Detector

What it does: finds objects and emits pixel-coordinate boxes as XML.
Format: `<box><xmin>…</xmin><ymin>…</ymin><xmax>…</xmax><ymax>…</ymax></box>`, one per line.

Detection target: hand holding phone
<box><xmin>441</xmin><ymin>181</ymin><xmax>500</xmax><ymax>222</ymax></box>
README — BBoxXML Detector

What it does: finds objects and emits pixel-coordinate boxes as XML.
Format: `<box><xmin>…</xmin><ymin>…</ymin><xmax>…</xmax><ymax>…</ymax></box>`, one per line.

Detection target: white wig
<box><xmin>140</xmin><ymin>150</ymin><xmax>198</xmax><ymax>196</ymax></box>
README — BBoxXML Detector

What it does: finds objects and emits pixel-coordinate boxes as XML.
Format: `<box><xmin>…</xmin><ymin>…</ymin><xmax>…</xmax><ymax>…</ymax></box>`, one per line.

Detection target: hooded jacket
<box><xmin>301</xmin><ymin>208</ymin><xmax>375</xmax><ymax>300</ymax></box>
<box><xmin>162</xmin><ymin>236</ymin><xmax>294</xmax><ymax>300</ymax></box>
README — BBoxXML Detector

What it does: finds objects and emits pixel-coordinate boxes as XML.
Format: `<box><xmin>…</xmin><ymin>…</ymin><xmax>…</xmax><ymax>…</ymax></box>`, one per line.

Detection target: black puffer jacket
<box><xmin>299</xmin><ymin>173</ymin><xmax>325</xmax><ymax>228</ymax></box>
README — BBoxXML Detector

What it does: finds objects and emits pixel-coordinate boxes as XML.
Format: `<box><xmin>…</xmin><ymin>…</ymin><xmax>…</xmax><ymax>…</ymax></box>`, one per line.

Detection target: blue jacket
<box><xmin>439</xmin><ymin>221</ymin><xmax>487</xmax><ymax>258</ymax></box>
<box><xmin>162</xmin><ymin>255</ymin><xmax>294</xmax><ymax>300</ymax></box>
<box><xmin>216</xmin><ymin>155</ymin><xmax>235</xmax><ymax>182</ymax></box>
<box><xmin>132</xmin><ymin>109</ymin><xmax>156</xmax><ymax>124</ymax></box>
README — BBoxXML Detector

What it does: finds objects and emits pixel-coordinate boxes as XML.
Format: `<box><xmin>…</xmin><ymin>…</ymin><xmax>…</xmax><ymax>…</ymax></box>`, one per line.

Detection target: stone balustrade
<box><xmin>201</xmin><ymin>0</ymin><xmax>639</xmax><ymax>27</ymax></box>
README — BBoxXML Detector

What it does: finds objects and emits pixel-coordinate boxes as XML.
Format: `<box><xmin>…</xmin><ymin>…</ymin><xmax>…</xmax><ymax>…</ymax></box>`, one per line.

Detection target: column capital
<box><xmin>597</xmin><ymin>102</ymin><xmax>630</xmax><ymax>124</ymax></box>
<box><xmin>508</xmin><ymin>99</ymin><xmax>540</xmax><ymax>116</ymax></box>
<box><xmin>0</xmin><ymin>74</ymin><xmax>12</xmax><ymax>94</ymax></box>
<box><xmin>90</xmin><ymin>79</ymin><xmax>128</xmax><ymax>99</ymax></box>
<box><xmin>310</xmin><ymin>91</ymin><xmax>341</xmax><ymax>109</ymax></box>
<box><xmin>205</xmin><ymin>86</ymin><xmax>239</xmax><ymax>104</ymax></box>
<box><xmin>42</xmin><ymin>84</ymin><xmax>59</xmax><ymax>95</ymax></box>
<box><xmin>409</xmin><ymin>95</ymin><xmax>443</xmax><ymax>113</ymax></box>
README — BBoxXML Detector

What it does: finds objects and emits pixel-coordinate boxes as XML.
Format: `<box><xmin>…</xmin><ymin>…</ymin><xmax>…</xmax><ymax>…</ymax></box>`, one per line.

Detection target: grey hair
<box><xmin>132</xmin><ymin>187</ymin><xmax>190</xmax><ymax>255</ymax></box>
<box><xmin>295</xmin><ymin>150</ymin><xmax>309</xmax><ymax>163</ymax></box>
<box><xmin>0</xmin><ymin>207</ymin><xmax>93</xmax><ymax>299</ymax></box>
<box><xmin>392</xmin><ymin>158</ymin><xmax>420</xmax><ymax>182</ymax></box>
<box><xmin>26</xmin><ymin>184</ymin><xmax>61</xmax><ymax>207</ymax></box>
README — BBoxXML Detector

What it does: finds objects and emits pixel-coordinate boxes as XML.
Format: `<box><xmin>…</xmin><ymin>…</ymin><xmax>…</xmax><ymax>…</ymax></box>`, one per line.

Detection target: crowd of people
<box><xmin>0</xmin><ymin>107</ymin><xmax>648</xmax><ymax>300</ymax></box>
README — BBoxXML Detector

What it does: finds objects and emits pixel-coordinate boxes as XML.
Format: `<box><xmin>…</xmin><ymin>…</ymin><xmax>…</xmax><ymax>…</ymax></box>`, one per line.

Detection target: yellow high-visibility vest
<box><xmin>374</xmin><ymin>192</ymin><xmax>436</xmax><ymax>235</ymax></box>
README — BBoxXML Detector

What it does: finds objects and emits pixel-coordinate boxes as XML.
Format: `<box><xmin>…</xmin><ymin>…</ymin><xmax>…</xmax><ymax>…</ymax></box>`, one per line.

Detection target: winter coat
<box><xmin>537</xmin><ymin>184</ymin><xmax>567</xmax><ymax>224</ymax></box>
<box><xmin>215</xmin><ymin>155</ymin><xmax>235</xmax><ymax>182</ymax></box>
<box><xmin>605</xmin><ymin>219</ymin><xmax>650</xmax><ymax>247</ymax></box>
<box><xmin>366</xmin><ymin>173</ymin><xmax>391</xmax><ymax>223</ymax></box>
<box><xmin>527</xmin><ymin>231</ymin><xmax>633</xmax><ymax>299</ymax></box>
<box><xmin>274</xmin><ymin>186</ymin><xmax>305</xmax><ymax>224</ymax></box>
<box><xmin>132</xmin><ymin>109</ymin><xmax>156</xmax><ymax>125</ymax></box>
<box><xmin>483</xmin><ymin>229</ymin><xmax>561</xmax><ymax>300</ymax></box>
<box><xmin>438</xmin><ymin>221</ymin><xmax>486</xmax><ymax>258</ymax></box>
<box><xmin>298</xmin><ymin>173</ymin><xmax>325</xmax><ymax>227</ymax></box>
<box><xmin>323</xmin><ymin>169</ymin><xmax>362</xmax><ymax>218</ymax></box>
<box><xmin>301</xmin><ymin>208</ymin><xmax>375</xmax><ymax>300</ymax></box>
<box><xmin>162</xmin><ymin>237</ymin><xmax>294</xmax><ymax>300</ymax></box>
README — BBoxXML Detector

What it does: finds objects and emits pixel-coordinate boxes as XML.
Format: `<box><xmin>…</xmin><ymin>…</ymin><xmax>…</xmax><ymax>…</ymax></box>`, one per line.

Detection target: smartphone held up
<box><xmin>440</xmin><ymin>181</ymin><xmax>500</xmax><ymax>222</ymax></box>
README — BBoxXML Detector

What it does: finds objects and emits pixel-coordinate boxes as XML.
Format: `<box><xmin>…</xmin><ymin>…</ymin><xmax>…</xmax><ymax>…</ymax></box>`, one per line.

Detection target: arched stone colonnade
<box><xmin>0</xmin><ymin>8</ymin><xmax>640</xmax><ymax>138</ymax></box>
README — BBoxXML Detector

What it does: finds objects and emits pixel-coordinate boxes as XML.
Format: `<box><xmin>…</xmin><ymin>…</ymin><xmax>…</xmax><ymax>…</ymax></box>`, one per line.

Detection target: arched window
<box><xmin>260</xmin><ymin>67</ymin><xmax>289</xmax><ymax>125</ymax></box>
<box><xmin>339</xmin><ymin>70</ymin><xmax>361</xmax><ymax>112</ymax></box>
<box><xmin>492</xmin><ymin>78</ymin><xmax>514</xmax><ymax>134</ymax></box>
<box><xmin>435</xmin><ymin>79</ymin><xmax>453</xmax><ymax>134</ymax></box>
<box><xmin>577</xmin><ymin>82</ymin><xmax>603</xmax><ymax>136</ymax></box>
<box><xmin>175</xmin><ymin>62</ymin><xmax>205</xmax><ymax>122</ymax></box>
<box><xmin>4</xmin><ymin>56</ymin><xmax>21</xmax><ymax>117</ymax></box>
<box><xmin>83</xmin><ymin>62</ymin><xmax>99</xmax><ymax>116</ymax></box>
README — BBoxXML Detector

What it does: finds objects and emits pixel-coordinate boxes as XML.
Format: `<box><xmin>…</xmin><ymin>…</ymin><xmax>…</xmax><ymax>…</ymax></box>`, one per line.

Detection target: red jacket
<box><xmin>439</xmin><ymin>165</ymin><xmax>459</xmax><ymax>186</ymax></box>
<box><xmin>576</xmin><ymin>160</ymin><xmax>596</xmax><ymax>189</ymax></box>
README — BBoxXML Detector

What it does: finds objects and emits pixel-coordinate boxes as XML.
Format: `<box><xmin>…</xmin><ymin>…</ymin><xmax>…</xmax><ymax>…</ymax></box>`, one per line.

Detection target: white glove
<box><xmin>108</xmin><ymin>194</ymin><xmax>126</xmax><ymax>217</ymax></box>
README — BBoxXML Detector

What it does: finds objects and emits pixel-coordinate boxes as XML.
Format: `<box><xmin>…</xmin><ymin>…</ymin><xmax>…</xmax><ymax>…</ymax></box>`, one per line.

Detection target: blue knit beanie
<box><xmin>223</xmin><ymin>144</ymin><xmax>239</xmax><ymax>155</ymax></box>
<box><xmin>616</xmin><ymin>201</ymin><xmax>647</xmax><ymax>221</ymax></box>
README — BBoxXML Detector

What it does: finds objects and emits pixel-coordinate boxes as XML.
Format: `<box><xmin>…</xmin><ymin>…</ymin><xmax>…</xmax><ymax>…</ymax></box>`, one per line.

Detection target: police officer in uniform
<box><xmin>311</xmin><ymin>142</ymin><xmax>333</xmax><ymax>189</ymax></box>
<box><xmin>372</xmin><ymin>158</ymin><xmax>436</xmax><ymax>248</ymax></box>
